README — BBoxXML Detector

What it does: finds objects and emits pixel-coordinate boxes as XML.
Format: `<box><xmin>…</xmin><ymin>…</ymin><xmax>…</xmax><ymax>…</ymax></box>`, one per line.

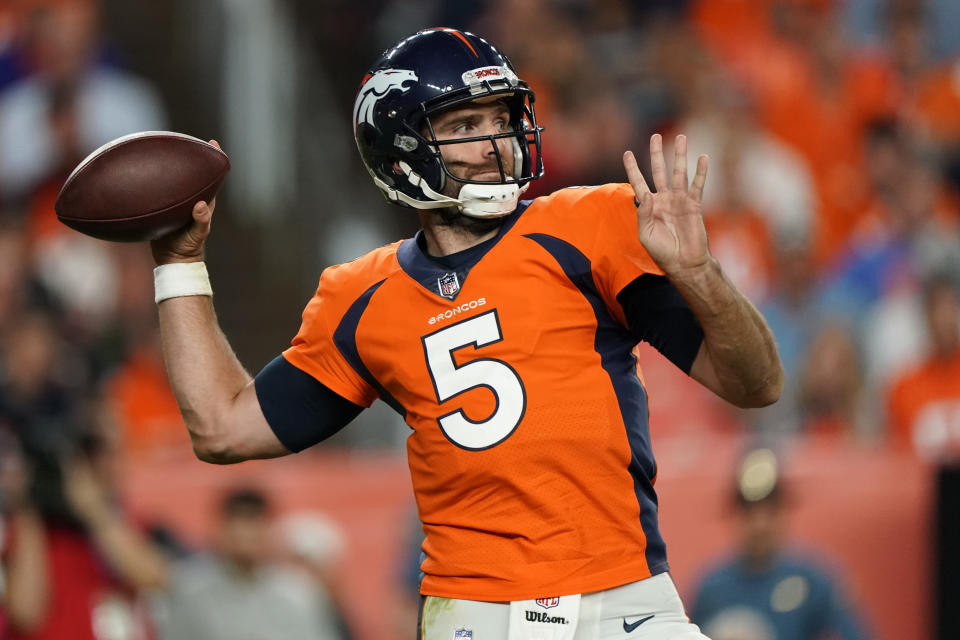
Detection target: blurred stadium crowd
<box><xmin>0</xmin><ymin>0</ymin><xmax>959</xmax><ymax>639</ymax></box>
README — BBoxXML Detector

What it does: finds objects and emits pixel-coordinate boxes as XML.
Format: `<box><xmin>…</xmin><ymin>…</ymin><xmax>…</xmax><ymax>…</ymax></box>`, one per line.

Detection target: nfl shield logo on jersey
<box><xmin>438</xmin><ymin>272</ymin><xmax>460</xmax><ymax>299</ymax></box>
<box><xmin>453</xmin><ymin>629</ymin><xmax>473</xmax><ymax>640</ymax></box>
<box><xmin>536</xmin><ymin>597</ymin><xmax>560</xmax><ymax>609</ymax></box>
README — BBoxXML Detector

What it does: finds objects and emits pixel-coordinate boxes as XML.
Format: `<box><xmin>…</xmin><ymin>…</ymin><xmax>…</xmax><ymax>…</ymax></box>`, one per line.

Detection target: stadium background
<box><xmin>0</xmin><ymin>0</ymin><xmax>958</xmax><ymax>639</ymax></box>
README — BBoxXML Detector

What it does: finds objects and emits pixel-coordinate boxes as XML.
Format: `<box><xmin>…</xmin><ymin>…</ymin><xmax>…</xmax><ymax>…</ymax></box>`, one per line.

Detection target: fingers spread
<box><xmin>689</xmin><ymin>154</ymin><xmax>709</xmax><ymax>202</ymax></box>
<box><xmin>622</xmin><ymin>150</ymin><xmax>651</xmax><ymax>201</ymax></box>
<box><xmin>649</xmin><ymin>133</ymin><xmax>668</xmax><ymax>192</ymax></box>
<box><xmin>672</xmin><ymin>134</ymin><xmax>688</xmax><ymax>191</ymax></box>
<box><xmin>634</xmin><ymin>185</ymin><xmax>654</xmax><ymax>229</ymax></box>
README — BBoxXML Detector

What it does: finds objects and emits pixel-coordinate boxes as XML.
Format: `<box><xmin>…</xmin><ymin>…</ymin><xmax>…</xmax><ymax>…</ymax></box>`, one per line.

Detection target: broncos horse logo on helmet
<box><xmin>352</xmin><ymin>28</ymin><xmax>544</xmax><ymax>218</ymax></box>
<box><xmin>353</xmin><ymin>69</ymin><xmax>419</xmax><ymax>133</ymax></box>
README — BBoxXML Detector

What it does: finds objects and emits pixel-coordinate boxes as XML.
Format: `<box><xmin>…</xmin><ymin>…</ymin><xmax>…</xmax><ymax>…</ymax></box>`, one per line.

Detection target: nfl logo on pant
<box><xmin>536</xmin><ymin>597</ymin><xmax>560</xmax><ymax>609</ymax></box>
<box><xmin>453</xmin><ymin>628</ymin><xmax>472</xmax><ymax>639</ymax></box>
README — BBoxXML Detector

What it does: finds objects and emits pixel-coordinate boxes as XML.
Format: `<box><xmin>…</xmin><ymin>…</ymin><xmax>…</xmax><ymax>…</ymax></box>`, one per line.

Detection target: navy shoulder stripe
<box><xmin>331</xmin><ymin>279</ymin><xmax>406</xmax><ymax>415</ymax></box>
<box><xmin>524</xmin><ymin>233</ymin><xmax>668</xmax><ymax>575</ymax></box>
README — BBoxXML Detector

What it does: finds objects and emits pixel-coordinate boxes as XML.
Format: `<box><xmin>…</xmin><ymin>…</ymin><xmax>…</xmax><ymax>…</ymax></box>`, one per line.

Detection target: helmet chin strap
<box><xmin>374</xmin><ymin>161</ymin><xmax>527</xmax><ymax>218</ymax></box>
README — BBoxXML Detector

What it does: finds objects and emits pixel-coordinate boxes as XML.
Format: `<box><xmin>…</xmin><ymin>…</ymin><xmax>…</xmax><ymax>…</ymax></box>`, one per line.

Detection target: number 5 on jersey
<box><xmin>422</xmin><ymin>310</ymin><xmax>527</xmax><ymax>450</ymax></box>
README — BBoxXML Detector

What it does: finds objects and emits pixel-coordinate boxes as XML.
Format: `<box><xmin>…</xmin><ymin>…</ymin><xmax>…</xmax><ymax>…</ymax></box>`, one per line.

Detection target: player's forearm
<box><xmin>158</xmin><ymin>294</ymin><xmax>252</xmax><ymax>460</ymax></box>
<box><xmin>669</xmin><ymin>257</ymin><xmax>783</xmax><ymax>408</ymax></box>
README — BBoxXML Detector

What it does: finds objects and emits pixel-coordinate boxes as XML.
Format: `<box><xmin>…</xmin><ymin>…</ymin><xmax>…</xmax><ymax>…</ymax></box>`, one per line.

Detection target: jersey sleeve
<box><xmin>584</xmin><ymin>184</ymin><xmax>666</xmax><ymax>319</ymax></box>
<box><xmin>584</xmin><ymin>184</ymin><xmax>703</xmax><ymax>372</ymax></box>
<box><xmin>617</xmin><ymin>274</ymin><xmax>704</xmax><ymax>373</ymax></box>
<box><xmin>254</xmin><ymin>356</ymin><xmax>363</xmax><ymax>452</ymax></box>
<box><xmin>282</xmin><ymin>268</ymin><xmax>379</xmax><ymax>408</ymax></box>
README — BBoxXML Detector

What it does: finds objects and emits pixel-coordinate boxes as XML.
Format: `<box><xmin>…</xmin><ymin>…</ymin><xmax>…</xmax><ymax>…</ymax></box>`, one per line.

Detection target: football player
<box><xmin>150</xmin><ymin>28</ymin><xmax>783</xmax><ymax>639</ymax></box>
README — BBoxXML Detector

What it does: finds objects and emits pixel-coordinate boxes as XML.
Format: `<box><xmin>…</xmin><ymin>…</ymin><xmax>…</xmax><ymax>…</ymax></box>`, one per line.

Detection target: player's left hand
<box><xmin>623</xmin><ymin>134</ymin><xmax>710</xmax><ymax>277</ymax></box>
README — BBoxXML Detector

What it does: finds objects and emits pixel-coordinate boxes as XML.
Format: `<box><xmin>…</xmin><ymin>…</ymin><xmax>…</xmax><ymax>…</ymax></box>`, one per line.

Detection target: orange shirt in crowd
<box><xmin>912</xmin><ymin>58</ymin><xmax>960</xmax><ymax>143</ymax></box>
<box><xmin>693</xmin><ymin>0</ymin><xmax>902</xmax><ymax>266</ymax></box>
<box><xmin>754</xmin><ymin>53</ymin><xmax>899</xmax><ymax>265</ymax></box>
<box><xmin>888</xmin><ymin>349</ymin><xmax>960</xmax><ymax>461</ymax></box>
<box><xmin>106</xmin><ymin>345</ymin><xmax>188</xmax><ymax>456</ymax></box>
<box><xmin>703</xmin><ymin>207</ymin><xmax>775</xmax><ymax>303</ymax></box>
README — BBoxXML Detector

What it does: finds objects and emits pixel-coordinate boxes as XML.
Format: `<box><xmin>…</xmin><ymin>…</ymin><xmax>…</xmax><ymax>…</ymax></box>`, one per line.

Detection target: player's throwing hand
<box><xmin>622</xmin><ymin>134</ymin><xmax>710</xmax><ymax>278</ymax></box>
<box><xmin>150</xmin><ymin>140</ymin><xmax>222</xmax><ymax>265</ymax></box>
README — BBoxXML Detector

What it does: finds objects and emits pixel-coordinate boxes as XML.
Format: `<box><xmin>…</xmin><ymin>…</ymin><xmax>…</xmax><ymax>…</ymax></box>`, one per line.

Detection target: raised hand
<box><xmin>150</xmin><ymin>139</ymin><xmax>221</xmax><ymax>265</ymax></box>
<box><xmin>622</xmin><ymin>134</ymin><xmax>710</xmax><ymax>277</ymax></box>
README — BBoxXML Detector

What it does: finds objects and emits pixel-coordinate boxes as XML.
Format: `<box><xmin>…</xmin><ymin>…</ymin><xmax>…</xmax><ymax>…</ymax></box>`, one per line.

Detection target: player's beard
<box><xmin>430</xmin><ymin>153</ymin><xmax>514</xmax><ymax>235</ymax></box>
<box><xmin>428</xmin><ymin>205</ymin><xmax>505</xmax><ymax>236</ymax></box>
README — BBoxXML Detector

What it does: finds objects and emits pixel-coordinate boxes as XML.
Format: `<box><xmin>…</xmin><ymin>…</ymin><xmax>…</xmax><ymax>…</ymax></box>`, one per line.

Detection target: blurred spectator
<box><xmin>678</xmin><ymin>47</ymin><xmax>816</xmax><ymax>248</ymax></box>
<box><xmin>759</xmin><ymin>231</ymin><xmax>824</xmax><ymax>385</ymax></box>
<box><xmin>690</xmin><ymin>0</ymin><xmax>774</xmax><ymax>81</ymax></box>
<box><xmin>104</xmin><ymin>332</ymin><xmax>186</xmax><ymax>459</ymax></box>
<box><xmin>910</xmin><ymin>52</ymin><xmax>960</xmax><ymax>196</ymax></box>
<box><xmin>102</xmin><ymin>245</ymin><xmax>187</xmax><ymax>459</ymax></box>
<box><xmin>0</xmin><ymin>218</ymin><xmax>34</xmax><ymax>335</ymax></box>
<box><xmin>723</xmin><ymin>1</ymin><xmax>899</xmax><ymax>266</ymax></box>
<box><xmin>0</xmin><ymin>1</ymin><xmax>167</xmax><ymax>376</ymax></box>
<box><xmin>276</xmin><ymin>510</ymin><xmax>355</xmax><ymax>639</ymax></box>
<box><xmin>820</xmin><ymin>121</ymin><xmax>960</xmax><ymax>324</ymax></box>
<box><xmin>0</xmin><ymin>308</ymin><xmax>90</xmax><ymax>461</ymax></box>
<box><xmin>684</xmin><ymin>97</ymin><xmax>779</xmax><ymax>304</ymax></box>
<box><xmin>0</xmin><ymin>0</ymin><xmax>166</xmax><ymax>203</ymax></box>
<box><xmin>795</xmin><ymin>323</ymin><xmax>868</xmax><ymax>440</ymax></box>
<box><xmin>690</xmin><ymin>448</ymin><xmax>871</xmax><ymax>640</ymax></box>
<box><xmin>911</xmin><ymin>54</ymin><xmax>960</xmax><ymax>143</ymax></box>
<box><xmin>0</xmin><ymin>413</ymin><xmax>168</xmax><ymax>640</ymax></box>
<box><xmin>754</xmin><ymin>231</ymin><xmax>828</xmax><ymax>434</ymax></box>
<box><xmin>158</xmin><ymin>488</ymin><xmax>348</xmax><ymax>640</ymax></box>
<box><xmin>887</xmin><ymin>274</ymin><xmax>960</xmax><ymax>461</ymax></box>
<box><xmin>0</xmin><ymin>1</ymin><xmax>34</xmax><ymax>92</ymax></box>
<box><xmin>843</xmin><ymin>0</ymin><xmax>960</xmax><ymax>62</ymax></box>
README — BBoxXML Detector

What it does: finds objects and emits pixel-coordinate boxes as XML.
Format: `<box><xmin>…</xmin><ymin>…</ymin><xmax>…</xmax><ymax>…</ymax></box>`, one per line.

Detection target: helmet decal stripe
<box><xmin>437</xmin><ymin>27</ymin><xmax>479</xmax><ymax>58</ymax></box>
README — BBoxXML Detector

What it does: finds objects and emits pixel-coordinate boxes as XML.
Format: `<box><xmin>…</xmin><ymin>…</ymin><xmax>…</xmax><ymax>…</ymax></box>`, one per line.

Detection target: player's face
<box><xmin>427</xmin><ymin>99</ymin><xmax>515</xmax><ymax>199</ymax></box>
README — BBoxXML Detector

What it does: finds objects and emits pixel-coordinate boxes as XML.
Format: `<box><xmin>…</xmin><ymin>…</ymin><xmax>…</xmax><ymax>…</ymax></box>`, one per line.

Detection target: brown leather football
<box><xmin>54</xmin><ymin>131</ymin><xmax>230</xmax><ymax>242</ymax></box>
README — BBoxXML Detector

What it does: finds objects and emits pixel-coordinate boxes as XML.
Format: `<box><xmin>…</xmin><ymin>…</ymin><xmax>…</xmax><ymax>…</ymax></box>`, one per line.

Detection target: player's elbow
<box><xmin>189</xmin><ymin>424</ymin><xmax>247</xmax><ymax>465</ymax></box>
<box><xmin>183</xmin><ymin>408</ymin><xmax>249</xmax><ymax>464</ymax></box>
<box><xmin>191</xmin><ymin>437</ymin><xmax>246</xmax><ymax>465</ymax></box>
<box><xmin>740</xmin><ymin>366</ymin><xmax>785</xmax><ymax>408</ymax></box>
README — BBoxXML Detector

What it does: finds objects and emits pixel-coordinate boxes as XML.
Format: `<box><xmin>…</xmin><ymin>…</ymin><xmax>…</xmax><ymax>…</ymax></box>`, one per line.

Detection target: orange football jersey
<box><xmin>282</xmin><ymin>184</ymin><xmax>700</xmax><ymax>600</ymax></box>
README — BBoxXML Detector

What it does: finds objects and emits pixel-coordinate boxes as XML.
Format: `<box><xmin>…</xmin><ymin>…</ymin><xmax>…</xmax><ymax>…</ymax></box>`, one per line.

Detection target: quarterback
<box><xmin>150</xmin><ymin>29</ymin><xmax>783</xmax><ymax>640</ymax></box>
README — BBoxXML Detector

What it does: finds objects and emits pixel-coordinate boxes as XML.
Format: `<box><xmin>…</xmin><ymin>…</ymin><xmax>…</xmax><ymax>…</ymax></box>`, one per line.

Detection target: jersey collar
<box><xmin>397</xmin><ymin>200</ymin><xmax>531</xmax><ymax>301</ymax></box>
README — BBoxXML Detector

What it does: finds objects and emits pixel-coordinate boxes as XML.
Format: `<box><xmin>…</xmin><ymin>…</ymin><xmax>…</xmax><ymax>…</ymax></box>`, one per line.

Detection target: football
<box><xmin>54</xmin><ymin>131</ymin><xmax>230</xmax><ymax>242</ymax></box>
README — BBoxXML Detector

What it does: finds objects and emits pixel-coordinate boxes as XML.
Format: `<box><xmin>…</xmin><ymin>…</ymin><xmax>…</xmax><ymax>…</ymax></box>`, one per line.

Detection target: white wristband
<box><xmin>154</xmin><ymin>261</ymin><xmax>213</xmax><ymax>303</ymax></box>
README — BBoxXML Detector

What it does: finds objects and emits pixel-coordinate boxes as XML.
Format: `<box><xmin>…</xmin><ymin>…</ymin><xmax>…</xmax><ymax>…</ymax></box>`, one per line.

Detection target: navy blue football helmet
<box><xmin>352</xmin><ymin>28</ymin><xmax>544</xmax><ymax>217</ymax></box>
